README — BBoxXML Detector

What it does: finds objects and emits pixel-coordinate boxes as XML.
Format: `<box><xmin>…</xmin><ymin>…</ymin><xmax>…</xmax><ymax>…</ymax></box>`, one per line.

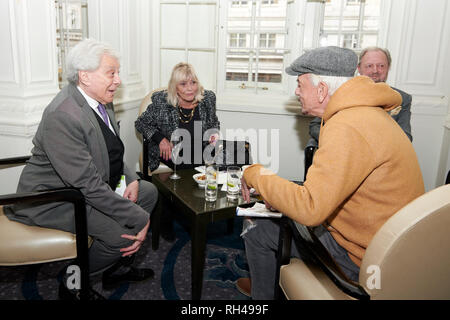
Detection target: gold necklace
<box><xmin>177</xmin><ymin>104</ymin><xmax>197</xmax><ymax>124</ymax></box>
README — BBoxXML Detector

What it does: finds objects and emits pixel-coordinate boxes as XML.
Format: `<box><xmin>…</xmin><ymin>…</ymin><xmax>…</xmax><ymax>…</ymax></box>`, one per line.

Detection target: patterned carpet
<box><xmin>0</xmin><ymin>217</ymin><xmax>251</xmax><ymax>300</ymax></box>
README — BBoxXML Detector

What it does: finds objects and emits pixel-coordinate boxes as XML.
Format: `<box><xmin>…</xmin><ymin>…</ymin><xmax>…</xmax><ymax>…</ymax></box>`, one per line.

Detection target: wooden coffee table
<box><xmin>151</xmin><ymin>168</ymin><xmax>257</xmax><ymax>300</ymax></box>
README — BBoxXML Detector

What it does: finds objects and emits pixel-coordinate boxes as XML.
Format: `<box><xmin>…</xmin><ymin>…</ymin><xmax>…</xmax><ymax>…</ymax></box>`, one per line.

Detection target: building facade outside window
<box><xmin>318</xmin><ymin>0</ymin><xmax>380</xmax><ymax>52</ymax></box>
<box><xmin>55</xmin><ymin>0</ymin><xmax>89</xmax><ymax>88</ymax></box>
<box><xmin>225</xmin><ymin>0</ymin><xmax>289</xmax><ymax>92</ymax></box>
<box><xmin>155</xmin><ymin>0</ymin><xmax>383</xmax><ymax>107</ymax></box>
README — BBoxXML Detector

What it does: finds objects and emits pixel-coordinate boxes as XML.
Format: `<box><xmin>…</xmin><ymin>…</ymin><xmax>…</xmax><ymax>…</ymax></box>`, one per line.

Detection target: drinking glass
<box><xmin>170</xmin><ymin>134</ymin><xmax>181</xmax><ymax>180</ymax></box>
<box><xmin>226</xmin><ymin>166</ymin><xmax>241</xmax><ymax>200</ymax></box>
<box><xmin>205</xmin><ymin>164</ymin><xmax>218</xmax><ymax>202</ymax></box>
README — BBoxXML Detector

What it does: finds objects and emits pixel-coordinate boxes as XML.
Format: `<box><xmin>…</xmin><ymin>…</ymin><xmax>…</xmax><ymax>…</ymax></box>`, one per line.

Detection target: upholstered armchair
<box><xmin>276</xmin><ymin>184</ymin><xmax>450</xmax><ymax>300</ymax></box>
<box><xmin>0</xmin><ymin>156</ymin><xmax>91</xmax><ymax>300</ymax></box>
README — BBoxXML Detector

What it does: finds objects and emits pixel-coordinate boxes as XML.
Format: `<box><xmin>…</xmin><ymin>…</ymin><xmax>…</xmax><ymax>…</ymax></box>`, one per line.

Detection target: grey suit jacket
<box><xmin>5</xmin><ymin>84</ymin><xmax>149</xmax><ymax>233</ymax></box>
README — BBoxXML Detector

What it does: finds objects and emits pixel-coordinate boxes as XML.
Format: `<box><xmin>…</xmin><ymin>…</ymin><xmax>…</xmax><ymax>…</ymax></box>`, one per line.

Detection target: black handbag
<box><xmin>203</xmin><ymin>140</ymin><xmax>252</xmax><ymax>170</ymax></box>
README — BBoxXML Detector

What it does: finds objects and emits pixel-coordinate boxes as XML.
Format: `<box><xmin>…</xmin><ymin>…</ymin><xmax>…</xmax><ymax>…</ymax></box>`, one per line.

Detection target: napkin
<box><xmin>236</xmin><ymin>202</ymin><xmax>282</xmax><ymax>218</ymax></box>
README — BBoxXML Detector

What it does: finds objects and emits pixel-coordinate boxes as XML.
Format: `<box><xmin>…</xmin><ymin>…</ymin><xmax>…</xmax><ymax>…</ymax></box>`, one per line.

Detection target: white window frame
<box><xmin>55</xmin><ymin>0</ymin><xmax>89</xmax><ymax>88</ymax></box>
<box><xmin>151</xmin><ymin>0</ymin><xmax>389</xmax><ymax>114</ymax></box>
<box><xmin>259</xmin><ymin>33</ymin><xmax>277</xmax><ymax>48</ymax></box>
<box><xmin>229</xmin><ymin>33</ymin><xmax>248</xmax><ymax>48</ymax></box>
<box><xmin>231</xmin><ymin>0</ymin><xmax>249</xmax><ymax>6</ymax></box>
<box><xmin>262</xmin><ymin>0</ymin><xmax>280</xmax><ymax>6</ymax></box>
<box><xmin>216</xmin><ymin>0</ymin><xmax>300</xmax><ymax>112</ymax></box>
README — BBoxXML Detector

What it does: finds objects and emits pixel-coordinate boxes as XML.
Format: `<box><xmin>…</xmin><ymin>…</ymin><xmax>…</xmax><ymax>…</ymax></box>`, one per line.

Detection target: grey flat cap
<box><xmin>285</xmin><ymin>46</ymin><xmax>358</xmax><ymax>77</ymax></box>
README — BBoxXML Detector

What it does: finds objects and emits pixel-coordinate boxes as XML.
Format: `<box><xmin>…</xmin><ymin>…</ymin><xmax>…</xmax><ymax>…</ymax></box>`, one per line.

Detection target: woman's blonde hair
<box><xmin>167</xmin><ymin>62</ymin><xmax>204</xmax><ymax>107</ymax></box>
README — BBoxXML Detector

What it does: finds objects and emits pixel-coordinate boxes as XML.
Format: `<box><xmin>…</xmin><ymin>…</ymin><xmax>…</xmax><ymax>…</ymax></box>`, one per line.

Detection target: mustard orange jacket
<box><xmin>244</xmin><ymin>76</ymin><xmax>424</xmax><ymax>266</ymax></box>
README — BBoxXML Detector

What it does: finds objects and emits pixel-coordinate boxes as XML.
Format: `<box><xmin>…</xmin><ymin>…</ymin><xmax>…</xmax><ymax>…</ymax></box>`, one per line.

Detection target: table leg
<box><xmin>226</xmin><ymin>218</ymin><xmax>234</xmax><ymax>234</ymax></box>
<box><xmin>151</xmin><ymin>194</ymin><xmax>163</xmax><ymax>250</ymax></box>
<box><xmin>191</xmin><ymin>216</ymin><xmax>208</xmax><ymax>300</ymax></box>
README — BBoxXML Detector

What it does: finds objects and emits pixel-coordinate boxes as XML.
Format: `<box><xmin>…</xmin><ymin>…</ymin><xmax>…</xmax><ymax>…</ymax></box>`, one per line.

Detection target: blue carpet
<box><xmin>0</xmin><ymin>217</ymin><xmax>250</xmax><ymax>300</ymax></box>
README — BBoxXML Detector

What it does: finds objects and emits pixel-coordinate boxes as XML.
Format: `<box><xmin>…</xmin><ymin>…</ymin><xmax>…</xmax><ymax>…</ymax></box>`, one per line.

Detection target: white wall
<box><xmin>384</xmin><ymin>0</ymin><xmax>450</xmax><ymax>190</ymax></box>
<box><xmin>0</xmin><ymin>0</ymin><xmax>59</xmax><ymax>194</ymax></box>
<box><xmin>0</xmin><ymin>0</ymin><xmax>150</xmax><ymax>194</ymax></box>
<box><xmin>217</xmin><ymin>109</ymin><xmax>311</xmax><ymax>181</ymax></box>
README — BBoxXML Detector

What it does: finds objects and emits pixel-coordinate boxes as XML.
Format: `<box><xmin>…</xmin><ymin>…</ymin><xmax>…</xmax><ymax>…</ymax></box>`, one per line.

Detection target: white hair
<box><xmin>65</xmin><ymin>38</ymin><xmax>120</xmax><ymax>84</ymax></box>
<box><xmin>309</xmin><ymin>74</ymin><xmax>351</xmax><ymax>96</ymax></box>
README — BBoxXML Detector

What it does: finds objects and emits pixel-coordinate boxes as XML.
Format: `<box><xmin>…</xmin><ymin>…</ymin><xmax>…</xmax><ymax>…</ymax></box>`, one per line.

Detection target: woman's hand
<box><xmin>159</xmin><ymin>138</ymin><xmax>173</xmax><ymax>161</ymax></box>
<box><xmin>209</xmin><ymin>133</ymin><xmax>219</xmax><ymax>146</ymax></box>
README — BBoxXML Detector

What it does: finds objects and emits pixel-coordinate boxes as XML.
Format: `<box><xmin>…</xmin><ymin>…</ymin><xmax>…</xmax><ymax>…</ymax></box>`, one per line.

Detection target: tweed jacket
<box><xmin>135</xmin><ymin>89</ymin><xmax>220</xmax><ymax>171</ymax></box>
<box><xmin>4</xmin><ymin>84</ymin><xmax>149</xmax><ymax>233</ymax></box>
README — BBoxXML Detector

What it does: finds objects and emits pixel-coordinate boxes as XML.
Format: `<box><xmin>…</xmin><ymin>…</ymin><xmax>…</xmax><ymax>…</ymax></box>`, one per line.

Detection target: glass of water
<box><xmin>170</xmin><ymin>133</ymin><xmax>181</xmax><ymax>180</ymax></box>
<box><xmin>226</xmin><ymin>166</ymin><xmax>241</xmax><ymax>200</ymax></box>
<box><xmin>205</xmin><ymin>164</ymin><xmax>218</xmax><ymax>202</ymax></box>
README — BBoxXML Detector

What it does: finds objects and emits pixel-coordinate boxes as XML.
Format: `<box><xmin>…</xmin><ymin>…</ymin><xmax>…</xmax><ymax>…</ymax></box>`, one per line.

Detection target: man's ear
<box><xmin>78</xmin><ymin>70</ymin><xmax>90</xmax><ymax>86</ymax></box>
<box><xmin>317</xmin><ymin>81</ymin><xmax>328</xmax><ymax>103</ymax></box>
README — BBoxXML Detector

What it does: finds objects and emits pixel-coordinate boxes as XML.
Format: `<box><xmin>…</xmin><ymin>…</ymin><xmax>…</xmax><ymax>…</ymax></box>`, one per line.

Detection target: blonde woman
<box><xmin>136</xmin><ymin>62</ymin><xmax>220</xmax><ymax>172</ymax></box>
<box><xmin>135</xmin><ymin>63</ymin><xmax>220</xmax><ymax>241</ymax></box>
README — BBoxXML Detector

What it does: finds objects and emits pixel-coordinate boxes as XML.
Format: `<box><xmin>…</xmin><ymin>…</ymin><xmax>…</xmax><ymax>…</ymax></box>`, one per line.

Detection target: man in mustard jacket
<box><xmin>239</xmin><ymin>46</ymin><xmax>424</xmax><ymax>299</ymax></box>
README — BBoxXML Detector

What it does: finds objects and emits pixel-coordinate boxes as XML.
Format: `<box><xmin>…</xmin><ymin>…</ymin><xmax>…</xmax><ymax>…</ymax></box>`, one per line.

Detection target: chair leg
<box><xmin>274</xmin><ymin>217</ymin><xmax>292</xmax><ymax>300</ymax></box>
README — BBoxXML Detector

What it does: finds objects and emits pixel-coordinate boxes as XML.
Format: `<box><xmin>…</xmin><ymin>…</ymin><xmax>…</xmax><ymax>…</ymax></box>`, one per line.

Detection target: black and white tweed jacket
<box><xmin>135</xmin><ymin>89</ymin><xmax>220</xmax><ymax>171</ymax></box>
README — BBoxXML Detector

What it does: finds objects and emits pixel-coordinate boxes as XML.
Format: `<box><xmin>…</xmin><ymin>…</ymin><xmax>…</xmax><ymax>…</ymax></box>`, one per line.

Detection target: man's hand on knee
<box><xmin>120</xmin><ymin>220</ymin><xmax>150</xmax><ymax>257</ymax></box>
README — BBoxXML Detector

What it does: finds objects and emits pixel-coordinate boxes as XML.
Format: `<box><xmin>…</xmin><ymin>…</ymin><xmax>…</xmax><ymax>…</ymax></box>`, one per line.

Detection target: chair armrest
<box><xmin>277</xmin><ymin>216</ymin><xmax>369</xmax><ymax>300</ymax></box>
<box><xmin>0</xmin><ymin>155</ymin><xmax>31</xmax><ymax>166</ymax></box>
<box><xmin>290</xmin><ymin>219</ymin><xmax>369</xmax><ymax>299</ymax></box>
<box><xmin>0</xmin><ymin>188</ymin><xmax>90</xmax><ymax>299</ymax></box>
<box><xmin>304</xmin><ymin>145</ymin><xmax>317</xmax><ymax>181</ymax></box>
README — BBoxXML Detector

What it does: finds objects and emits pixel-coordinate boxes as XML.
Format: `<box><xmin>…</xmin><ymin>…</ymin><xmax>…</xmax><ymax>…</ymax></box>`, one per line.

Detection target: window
<box><xmin>259</xmin><ymin>33</ymin><xmax>276</xmax><ymax>48</ymax></box>
<box><xmin>55</xmin><ymin>0</ymin><xmax>89</xmax><ymax>88</ymax></box>
<box><xmin>158</xmin><ymin>1</ymin><xmax>218</xmax><ymax>90</ymax></box>
<box><xmin>229</xmin><ymin>33</ymin><xmax>248</xmax><ymax>48</ymax></box>
<box><xmin>232</xmin><ymin>0</ymin><xmax>249</xmax><ymax>6</ymax></box>
<box><xmin>318</xmin><ymin>0</ymin><xmax>381</xmax><ymax>51</ymax></box>
<box><xmin>224</xmin><ymin>0</ymin><xmax>289</xmax><ymax>93</ymax></box>
<box><xmin>154</xmin><ymin>0</ymin><xmax>383</xmax><ymax>108</ymax></box>
<box><xmin>346</xmin><ymin>0</ymin><xmax>360</xmax><ymax>5</ymax></box>
<box><xmin>262</xmin><ymin>0</ymin><xmax>279</xmax><ymax>5</ymax></box>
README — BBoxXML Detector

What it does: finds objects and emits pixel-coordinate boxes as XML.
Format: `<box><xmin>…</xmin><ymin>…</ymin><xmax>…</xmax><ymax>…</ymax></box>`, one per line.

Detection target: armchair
<box><xmin>276</xmin><ymin>184</ymin><xmax>450</xmax><ymax>300</ymax></box>
<box><xmin>0</xmin><ymin>156</ymin><xmax>91</xmax><ymax>300</ymax></box>
<box><xmin>138</xmin><ymin>88</ymin><xmax>173</xmax><ymax>181</ymax></box>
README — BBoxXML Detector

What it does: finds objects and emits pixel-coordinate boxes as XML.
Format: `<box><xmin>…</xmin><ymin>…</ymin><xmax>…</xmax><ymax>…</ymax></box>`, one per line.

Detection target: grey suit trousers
<box><xmin>88</xmin><ymin>180</ymin><xmax>158</xmax><ymax>275</ymax></box>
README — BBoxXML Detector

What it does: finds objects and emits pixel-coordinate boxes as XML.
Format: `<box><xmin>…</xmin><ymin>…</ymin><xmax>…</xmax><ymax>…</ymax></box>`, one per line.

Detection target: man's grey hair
<box><xmin>358</xmin><ymin>46</ymin><xmax>392</xmax><ymax>68</ymax></box>
<box><xmin>309</xmin><ymin>74</ymin><xmax>351</xmax><ymax>96</ymax></box>
<box><xmin>66</xmin><ymin>38</ymin><xmax>120</xmax><ymax>84</ymax></box>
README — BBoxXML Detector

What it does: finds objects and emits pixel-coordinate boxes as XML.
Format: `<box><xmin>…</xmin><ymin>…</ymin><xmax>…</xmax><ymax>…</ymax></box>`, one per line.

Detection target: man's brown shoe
<box><xmin>236</xmin><ymin>277</ymin><xmax>251</xmax><ymax>297</ymax></box>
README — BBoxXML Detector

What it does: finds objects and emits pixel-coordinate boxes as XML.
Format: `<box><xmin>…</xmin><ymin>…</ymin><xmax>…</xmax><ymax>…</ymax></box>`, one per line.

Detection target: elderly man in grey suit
<box><xmin>4</xmin><ymin>39</ymin><xmax>158</xmax><ymax>299</ymax></box>
<box><xmin>308</xmin><ymin>46</ymin><xmax>413</xmax><ymax>147</ymax></box>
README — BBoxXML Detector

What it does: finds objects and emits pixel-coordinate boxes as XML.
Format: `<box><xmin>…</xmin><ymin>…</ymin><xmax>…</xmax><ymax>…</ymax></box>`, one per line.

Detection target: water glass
<box><xmin>170</xmin><ymin>135</ymin><xmax>181</xmax><ymax>180</ymax></box>
<box><xmin>226</xmin><ymin>166</ymin><xmax>241</xmax><ymax>200</ymax></box>
<box><xmin>205</xmin><ymin>164</ymin><xmax>218</xmax><ymax>202</ymax></box>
